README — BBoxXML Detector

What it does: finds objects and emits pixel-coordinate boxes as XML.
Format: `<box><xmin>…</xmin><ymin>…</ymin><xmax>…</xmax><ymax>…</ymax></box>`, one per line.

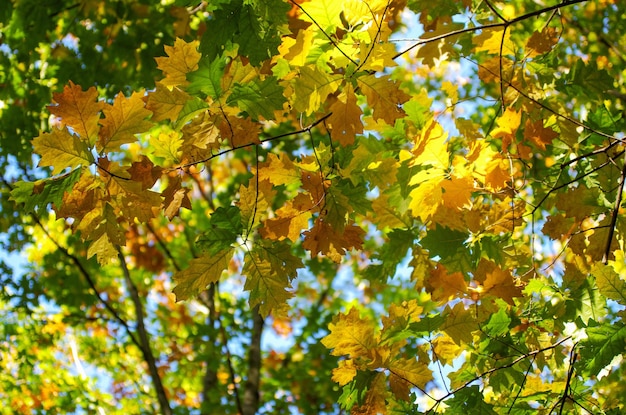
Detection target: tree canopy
<box><xmin>1</xmin><ymin>0</ymin><xmax>626</xmax><ymax>413</ymax></box>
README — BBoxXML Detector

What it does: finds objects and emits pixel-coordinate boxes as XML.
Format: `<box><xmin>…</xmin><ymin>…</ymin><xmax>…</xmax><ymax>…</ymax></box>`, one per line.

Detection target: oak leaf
<box><xmin>327</xmin><ymin>85</ymin><xmax>363</xmax><ymax>146</ymax></box>
<box><xmin>357</xmin><ymin>75</ymin><xmax>410</xmax><ymax>124</ymax></box>
<box><xmin>173</xmin><ymin>248</ymin><xmax>235</xmax><ymax>301</ymax></box>
<box><xmin>47</xmin><ymin>81</ymin><xmax>104</xmax><ymax>146</ymax></box>
<box><xmin>145</xmin><ymin>83</ymin><xmax>190</xmax><ymax>122</ymax></box>
<box><xmin>321</xmin><ymin>307</ymin><xmax>378</xmax><ymax>358</ymax></box>
<box><xmin>98</xmin><ymin>91</ymin><xmax>153</xmax><ymax>152</ymax></box>
<box><xmin>155</xmin><ymin>38</ymin><xmax>201</xmax><ymax>88</ymax></box>
<box><xmin>32</xmin><ymin>127</ymin><xmax>94</xmax><ymax>174</ymax></box>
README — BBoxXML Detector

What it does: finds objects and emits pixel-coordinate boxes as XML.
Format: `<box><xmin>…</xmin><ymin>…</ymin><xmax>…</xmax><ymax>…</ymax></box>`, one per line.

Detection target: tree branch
<box><xmin>118</xmin><ymin>248</ymin><xmax>173</xmax><ymax>415</ymax></box>
<box><xmin>242</xmin><ymin>306</ymin><xmax>265</xmax><ymax>415</ymax></box>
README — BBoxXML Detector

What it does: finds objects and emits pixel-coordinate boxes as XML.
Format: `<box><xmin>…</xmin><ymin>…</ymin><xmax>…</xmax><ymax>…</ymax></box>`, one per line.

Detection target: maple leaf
<box><xmin>127</xmin><ymin>156</ymin><xmax>162</xmax><ymax>190</ymax></box>
<box><xmin>291</xmin><ymin>65</ymin><xmax>343</xmax><ymax>115</ymax></box>
<box><xmin>219</xmin><ymin>115</ymin><xmax>260</xmax><ymax>148</ymax></box>
<box><xmin>32</xmin><ymin>127</ymin><xmax>94</xmax><ymax>175</ymax></box>
<box><xmin>441</xmin><ymin>302</ymin><xmax>477</xmax><ymax>345</ymax></box>
<box><xmin>526</xmin><ymin>27</ymin><xmax>558</xmax><ymax>56</ymax></box>
<box><xmin>243</xmin><ymin>242</ymin><xmax>303</xmax><ymax>317</ymax></box>
<box><xmin>480</xmin><ymin>262</ymin><xmax>523</xmax><ymax>304</ymax></box>
<box><xmin>98</xmin><ymin>91</ymin><xmax>153</xmax><ymax>152</ymax></box>
<box><xmin>491</xmin><ymin>107</ymin><xmax>521</xmax><ymax>150</ymax></box>
<box><xmin>388</xmin><ymin>357</ymin><xmax>432</xmax><ymax>401</ymax></box>
<box><xmin>327</xmin><ymin>85</ymin><xmax>363</xmax><ymax>146</ymax></box>
<box><xmin>47</xmin><ymin>81</ymin><xmax>104</xmax><ymax>146</ymax></box>
<box><xmin>303</xmin><ymin>219</ymin><xmax>365</xmax><ymax>263</ymax></box>
<box><xmin>441</xmin><ymin>176</ymin><xmax>474</xmax><ymax>210</ymax></box>
<box><xmin>86</xmin><ymin>203</ymin><xmax>125</xmax><ymax>264</ymax></box>
<box><xmin>426</xmin><ymin>264</ymin><xmax>467</xmax><ymax>303</ymax></box>
<box><xmin>297</xmin><ymin>0</ymin><xmax>344</xmax><ymax>32</ymax></box>
<box><xmin>524</xmin><ymin>119</ymin><xmax>558</xmax><ymax>150</ymax></box>
<box><xmin>155</xmin><ymin>38</ymin><xmax>201</xmax><ymax>88</ymax></box>
<box><xmin>411</xmin><ymin>119</ymin><xmax>449</xmax><ymax>168</ymax></box>
<box><xmin>322</xmin><ymin>307</ymin><xmax>378</xmax><ymax>358</ymax></box>
<box><xmin>145</xmin><ymin>83</ymin><xmax>191</xmax><ymax>122</ymax></box>
<box><xmin>172</xmin><ymin>248</ymin><xmax>235</xmax><ymax>301</ymax></box>
<box><xmin>150</xmin><ymin>129</ymin><xmax>183</xmax><ymax>165</ymax></box>
<box><xmin>227</xmin><ymin>76</ymin><xmax>286</xmax><ymax>120</ymax></box>
<box><xmin>357</xmin><ymin>75</ymin><xmax>410</xmax><ymax>124</ymax></box>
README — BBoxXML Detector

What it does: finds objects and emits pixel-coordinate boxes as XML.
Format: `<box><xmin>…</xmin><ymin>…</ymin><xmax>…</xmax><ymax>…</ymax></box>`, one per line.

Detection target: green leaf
<box><xmin>593</xmin><ymin>263</ymin><xmax>626</xmax><ymax>306</ymax></box>
<box><xmin>173</xmin><ymin>248</ymin><xmax>235</xmax><ymax>301</ymax></box>
<box><xmin>446</xmin><ymin>385</ymin><xmax>498</xmax><ymax>414</ymax></box>
<box><xmin>196</xmin><ymin>206</ymin><xmax>243</xmax><ymax>255</ymax></box>
<box><xmin>420</xmin><ymin>226</ymin><xmax>468</xmax><ymax>261</ymax></box>
<box><xmin>227</xmin><ymin>76</ymin><xmax>286</xmax><ymax>120</ymax></box>
<box><xmin>187</xmin><ymin>56</ymin><xmax>227</xmax><ymax>99</ymax></box>
<box><xmin>581</xmin><ymin>322</ymin><xmax>626</xmax><ymax>376</ymax></box>
<box><xmin>483</xmin><ymin>307</ymin><xmax>511</xmax><ymax>337</ymax></box>
<box><xmin>10</xmin><ymin>168</ymin><xmax>82</xmax><ymax>214</ymax></box>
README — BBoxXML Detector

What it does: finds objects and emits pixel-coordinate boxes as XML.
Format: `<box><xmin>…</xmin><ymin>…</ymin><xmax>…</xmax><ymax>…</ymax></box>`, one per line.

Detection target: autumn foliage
<box><xmin>2</xmin><ymin>0</ymin><xmax>626</xmax><ymax>414</ymax></box>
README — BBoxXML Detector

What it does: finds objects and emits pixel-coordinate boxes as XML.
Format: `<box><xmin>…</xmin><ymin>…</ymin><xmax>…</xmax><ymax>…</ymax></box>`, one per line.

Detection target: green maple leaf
<box><xmin>227</xmin><ymin>77</ymin><xmax>286</xmax><ymax>120</ymax></box>
<box><xmin>187</xmin><ymin>56</ymin><xmax>227</xmax><ymax>99</ymax></box>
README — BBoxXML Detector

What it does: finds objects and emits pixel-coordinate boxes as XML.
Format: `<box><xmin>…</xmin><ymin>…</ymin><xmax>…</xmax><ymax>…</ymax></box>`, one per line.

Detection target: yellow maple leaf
<box><xmin>145</xmin><ymin>83</ymin><xmax>190</xmax><ymax>122</ymax></box>
<box><xmin>441</xmin><ymin>175</ymin><xmax>473</xmax><ymax>210</ymax></box>
<box><xmin>47</xmin><ymin>81</ymin><xmax>104</xmax><ymax>146</ymax></box>
<box><xmin>474</xmin><ymin>27</ymin><xmax>515</xmax><ymax>55</ymax></box>
<box><xmin>291</xmin><ymin>65</ymin><xmax>343</xmax><ymax>115</ymax></box>
<box><xmin>388</xmin><ymin>357</ymin><xmax>432</xmax><ymax>401</ymax></box>
<box><xmin>279</xmin><ymin>28</ymin><xmax>314</xmax><ymax>67</ymax></box>
<box><xmin>321</xmin><ymin>307</ymin><xmax>378</xmax><ymax>358</ymax></box>
<box><xmin>491</xmin><ymin>107</ymin><xmax>521</xmax><ymax>151</ymax></box>
<box><xmin>150</xmin><ymin>129</ymin><xmax>183</xmax><ymax>165</ymax></box>
<box><xmin>432</xmin><ymin>333</ymin><xmax>461</xmax><ymax>365</ymax></box>
<box><xmin>408</xmin><ymin>171</ymin><xmax>445</xmax><ymax>222</ymax></box>
<box><xmin>172</xmin><ymin>248</ymin><xmax>235</xmax><ymax>301</ymax></box>
<box><xmin>98</xmin><ymin>91</ymin><xmax>153</xmax><ymax>152</ymax></box>
<box><xmin>411</xmin><ymin>120</ymin><xmax>449</xmax><ymax>168</ymax></box>
<box><xmin>357</xmin><ymin>74</ymin><xmax>410</xmax><ymax>124</ymax></box>
<box><xmin>297</xmin><ymin>0</ymin><xmax>344</xmax><ymax>32</ymax></box>
<box><xmin>32</xmin><ymin>127</ymin><xmax>94</xmax><ymax>175</ymax></box>
<box><xmin>441</xmin><ymin>302</ymin><xmax>477</xmax><ymax>345</ymax></box>
<box><xmin>327</xmin><ymin>85</ymin><xmax>363</xmax><ymax>146</ymax></box>
<box><xmin>155</xmin><ymin>38</ymin><xmax>201</xmax><ymax>88</ymax></box>
<box><xmin>482</xmin><ymin>264</ymin><xmax>523</xmax><ymax>304</ymax></box>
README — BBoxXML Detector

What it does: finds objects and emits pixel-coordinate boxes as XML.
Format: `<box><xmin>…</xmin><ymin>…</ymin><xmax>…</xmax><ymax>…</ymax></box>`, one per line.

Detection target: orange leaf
<box><xmin>526</xmin><ymin>27</ymin><xmax>558</xmax><ymax>56</ymax></box>
<box><xmin>327</xmin><ymin>85</ymin><xmax>363</xmax><ymax>146</ymax></box>
<box><xmin>426</xmin><ymin>264</ymin><xmax>467</xmax><ymax>303</ymax></box>
<box><xmin>260</xmin><ymin>201</ymin><xmax>312</xmax><ymax>242</ymax></box>
<box><xmin>47</xmin><ymin>81</ymin><xmax>104</xmax><ymax>146</ymax></box>
<box><xmin>357</xmin><ymin>74</ymin><xmax>410</xmax><ymax>124</ymax></box>
<box><xmin>524</xmin><ymin>119</ymin><xmax>558</xmax><ymax>150</ymax></box>
<box><xmin>99</xmin><ymin>91</ymin><xmax>153</xmax><ymax>152</ymax></box>
<box><xmin>155</xmin><ymin>38</ymin><xmax>201</xmax><ymax>88</ymax></box>
<box><xmin>482</xmin><ymin>265</ymin><xmax>523</xmax><ymax>304</ymax></box>
<box><xmin>302</xmin><ymin>219</ymin><xmax>365</xmax><ymax>263</ymax></box>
